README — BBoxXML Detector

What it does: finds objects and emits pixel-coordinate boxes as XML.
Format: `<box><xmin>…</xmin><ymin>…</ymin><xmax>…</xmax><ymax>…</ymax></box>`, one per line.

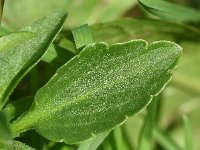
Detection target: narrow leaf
<box><xmin>138</xmin><ymin>0</ymin><xmax>200</xmax><ymax>23</ymax></box>
<box><xmin>0</xmin><ymin>111</ymin><xmax>11</xmax><ymax>142</ymax></box>
<box><xmin>0</xmin><ymin>0</ymin><xmax>4</xmax><ymax>23</ymax></box>
<box><xmin>91</xmin><ymin>18</ymin><xmax>200</xmax><ymax>44</ymax></box>
<box><xmin>112</xmin><ymin>127</ymin><xmax>124</xmax><ymax>150</ymax></box>
<box><xmin>78</xmin><ymin>131</ymin><xmax>110</xmax><ymax>150</ymax></box>
<box><xmin>137</xmin><ymin>96</ymin><xmax>159</xmax><ymax>150</ymax></box>
<box><xmin>183</xmin><ymin>115</ymin><xmax>193</xmax><ymax>150</ymax></box>
<box><xmin>0</xmin><ymin>12</ymin><xmax>66</xmax><ymax>109</ymax></box>
<box><xmin>11</xmin><ymin>40</ymin><xmax>182</xmax><ymax>144</ymax></box>
<box><xmin>154</xmin><ymin>127</ymin><xmax>180</xmax><ymax>150</ymax></box>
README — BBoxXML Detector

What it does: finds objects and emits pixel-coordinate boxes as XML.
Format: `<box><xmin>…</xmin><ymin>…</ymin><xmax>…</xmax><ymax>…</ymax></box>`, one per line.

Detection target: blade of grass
<box><xmin>137</xmin><ymin>96</ymin><xmax>159</xmax><ymax>150</ymax></box>
<box><xmin>0</xmin><ymin>0</ymin><xmax>4</xmax><ymax>23</ymax></box>
<box><xmin>78</xmin><ymin>131</ymin><xmax>110</xmax><ymax>150</ymax></box>
<box><xmin>112</xmin><ymin>127</ymin><xmax>123</xmax><ymax>150</ymax></box>
<box><xmin>183</xmin><ymin>115</ymin><xmax>193</xmax><ymax>150</ymax></box>
<box><xmin>0</xmin><ymin>111</ymin><xmax>11</xmax><ymax>142</ymax></box>
<box><xmin>138</xmin><ymin>0</ymin><xmax>200</xmax><ymax>23</ymax></box>
<box><xmin>154</xmin><ymin>126</ymin><xmax>181</xmax><ymax>150</ymax></box>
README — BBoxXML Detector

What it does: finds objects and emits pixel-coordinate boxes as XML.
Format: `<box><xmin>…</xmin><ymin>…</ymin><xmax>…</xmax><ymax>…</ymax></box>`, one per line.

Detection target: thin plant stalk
<box><xmin>0</xmin><ymin>0</ymin><xmax>4</xmax><ymax>23</ymax></box>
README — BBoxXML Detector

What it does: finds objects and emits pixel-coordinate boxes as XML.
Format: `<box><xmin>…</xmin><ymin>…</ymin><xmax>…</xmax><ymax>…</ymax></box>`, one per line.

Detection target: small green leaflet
<box><xmin>11</xmin><ymin>40</ymin><xmax>182</xmax><ymax>144</ymax></box>
<box><xmin>72</xmin><ymin>24</ymin><xmax>93</xmax><ymax>49</ymax></box>
<box><xmin>0</xmin><ymin>12</ymin><xmax>66</xmax><ymax>109</ymax></box>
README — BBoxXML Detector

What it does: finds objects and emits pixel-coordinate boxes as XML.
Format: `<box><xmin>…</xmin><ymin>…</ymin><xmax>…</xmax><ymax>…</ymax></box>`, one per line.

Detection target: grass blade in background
<box><xmin>0</xmin><ymin>12</ymin><xmax>66</xmax><ymax>109</ymax></box>
<box><xmin>154</xmin><ymin>127</ymin><xmax>180</xmax><ymax>150</ymax></box>
<box><xmin>11</xmin><ymin>40</ymin><xmax>181</xmax><ymax>144</ymax></box>
<box><xmin>78</xmin><ymin>131</ymin><xmax>110</xmax><ymax>150</ymax></box>
<box><xmin>137</xmin><ymin>96</ymin><xmax>159</xmax><ymax>150</ymax></box>
<box><xmin>90</xmin><ymin>18</ymin><xmax>200</xmax><ymax>44</ymax></box>
<box><xmin>0</xmin><ymin>0</ymin><xmax>4</xmax><ymax>23</ymax></box>
<box><xmin>138</xmin><ymin>0</ymin><xmax>200</xmax><ymax>23</ymax></box>
<box><xmin>183</xmin><ymin>115</ymin><xmax>193</xmax><ymax>150</ymax></box>
<box><xmin>0</xmin><ymin>111</ymin><xmax>11</xmax><ymax>142</ymax></box>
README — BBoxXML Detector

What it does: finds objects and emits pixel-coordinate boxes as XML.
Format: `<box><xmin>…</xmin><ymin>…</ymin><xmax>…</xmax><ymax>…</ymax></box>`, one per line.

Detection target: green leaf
<box><xmin>137</xmin><ymin>96</ymin><xmax>159</xmax><ymax>150</ymax></box>
<box><xmin>42</xmin><ymin>44</ymin><xmax>75</xmax><ymax>68</ymax></box>
<box><xmin>111</xmin><ymin>127</ymin><xmax>124</xmax><ymax>150</ymax></box>
<box><xmin>0</xmin><ymin>26</ymin><xmax>8</xmax><ymax>37</ymax></box>
<box><xmin>0</xmin><ymin>140</ymin><xmax>35</xmax><ymax>150</ymax></box>
<box><xmin>11</xmin><ymin>40</ymin><xmax>182</xmax><ymax>144</ymax></box>
<box><xmin>0</xmin><ymin>112</ymin><xmax>34</xmax><ymax>149</ymax></box>
<box><xmin>0</xmin><ymin>12</ymin><xmax>66</xmax><ymax>109</ymax></box>
<box><xmin>0</xmin><ymin>111</ymin><xmax>11</xmax><ymax>142</ymax></box>
<box><xmin>51</xmin><ymin>18</ymin><xmax>196</xmax><ymax>68</ymax></box>
<box><xmin>183</xmin><ymin>115</ymin><xmax>193</xmax><ymax>150</ymax></box>
<box><xmin>72</xmin><ymin>24</ymin><xmax>93</xmax><ymax>49</ymax></box>
<box><xmin>138</xmin><ymin>0</ymin><xmax>200</xmax><ymax>23</ymax></box>
<box><xmin>0</xmin><ymin>0</ymin><xmax>4</xmax><ymax>22</ymax></box>
<box><xmin>3</xmin><ymin>96</ymin><xmax>34</xmax><ymax>121</ymax></box>
<box><xmin>78</xmin><ymin>131</ymin><xmax>110</xmax><ymax>150</ymax></box>
<box><xmin>154</xmin><ymin>127</ymin><xmax>180</xmax><ymax>150</ymax></box>
<box><xmin>91</xmin><ymin>18</ymin><xmax>200</xmax><ymax>44</ymax></box>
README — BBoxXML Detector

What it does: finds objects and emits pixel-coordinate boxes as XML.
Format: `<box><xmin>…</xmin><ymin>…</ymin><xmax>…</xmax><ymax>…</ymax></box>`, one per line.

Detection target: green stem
<box><xmin>0</xmin><ymin>0</ymin><xmax>4</xmax><ymax>23</ymax></box>
<box><xmin>10</xmin><ymin>110</ymin><xmax>38</xmax><ymax>137</ymax></box>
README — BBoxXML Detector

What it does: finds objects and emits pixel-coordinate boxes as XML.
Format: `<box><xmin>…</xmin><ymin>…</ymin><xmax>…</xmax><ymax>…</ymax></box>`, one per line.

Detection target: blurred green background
<box><xmin>1</xmin><ymin>0</ymin><xmax>200</xmax><ymax>150</ymax></box>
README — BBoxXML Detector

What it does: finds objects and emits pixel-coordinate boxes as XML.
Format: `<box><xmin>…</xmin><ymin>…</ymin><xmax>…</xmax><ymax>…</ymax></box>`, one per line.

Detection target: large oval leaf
<box><xmin>0</xmin><ymin>12</ymin><xmax>66</xmax><ymax>109</ymax></box>
<box><xmin>11</xmin><ymin>40</ymin><xmax>182</xmax><ymax>144</ymax></box>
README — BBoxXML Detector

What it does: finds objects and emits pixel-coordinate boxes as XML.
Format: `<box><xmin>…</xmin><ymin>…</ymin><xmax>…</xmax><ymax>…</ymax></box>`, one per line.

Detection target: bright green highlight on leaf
<box><xmin>72</xmin><ymin>24</ymin><xmax>93</xmax><ymax>49</ymax></box>
<box><xmin>0</xmin><ymin>12</ymin><xmax>66</xmax><ymax>109</ymax></box>
<box><xmin>11</xmin><ymin>40</ymin><xmax>182</xmax><ymax>144</ymax></box>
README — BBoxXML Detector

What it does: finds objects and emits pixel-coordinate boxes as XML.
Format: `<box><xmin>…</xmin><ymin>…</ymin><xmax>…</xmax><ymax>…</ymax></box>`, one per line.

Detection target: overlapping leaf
<box><xmin>11</xmin><ymin>40</ymin><xmax>182</xmax><ymax>144</ymax></box>
<box><xmin>138</xmin><ymin>0</ymin><xmax>200</xmax><ymax>23</ymax></box>
<box><xmin>0</xmin><ymin>12</ymin><xmax>66</xmax><ymax>109</ymax></box>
